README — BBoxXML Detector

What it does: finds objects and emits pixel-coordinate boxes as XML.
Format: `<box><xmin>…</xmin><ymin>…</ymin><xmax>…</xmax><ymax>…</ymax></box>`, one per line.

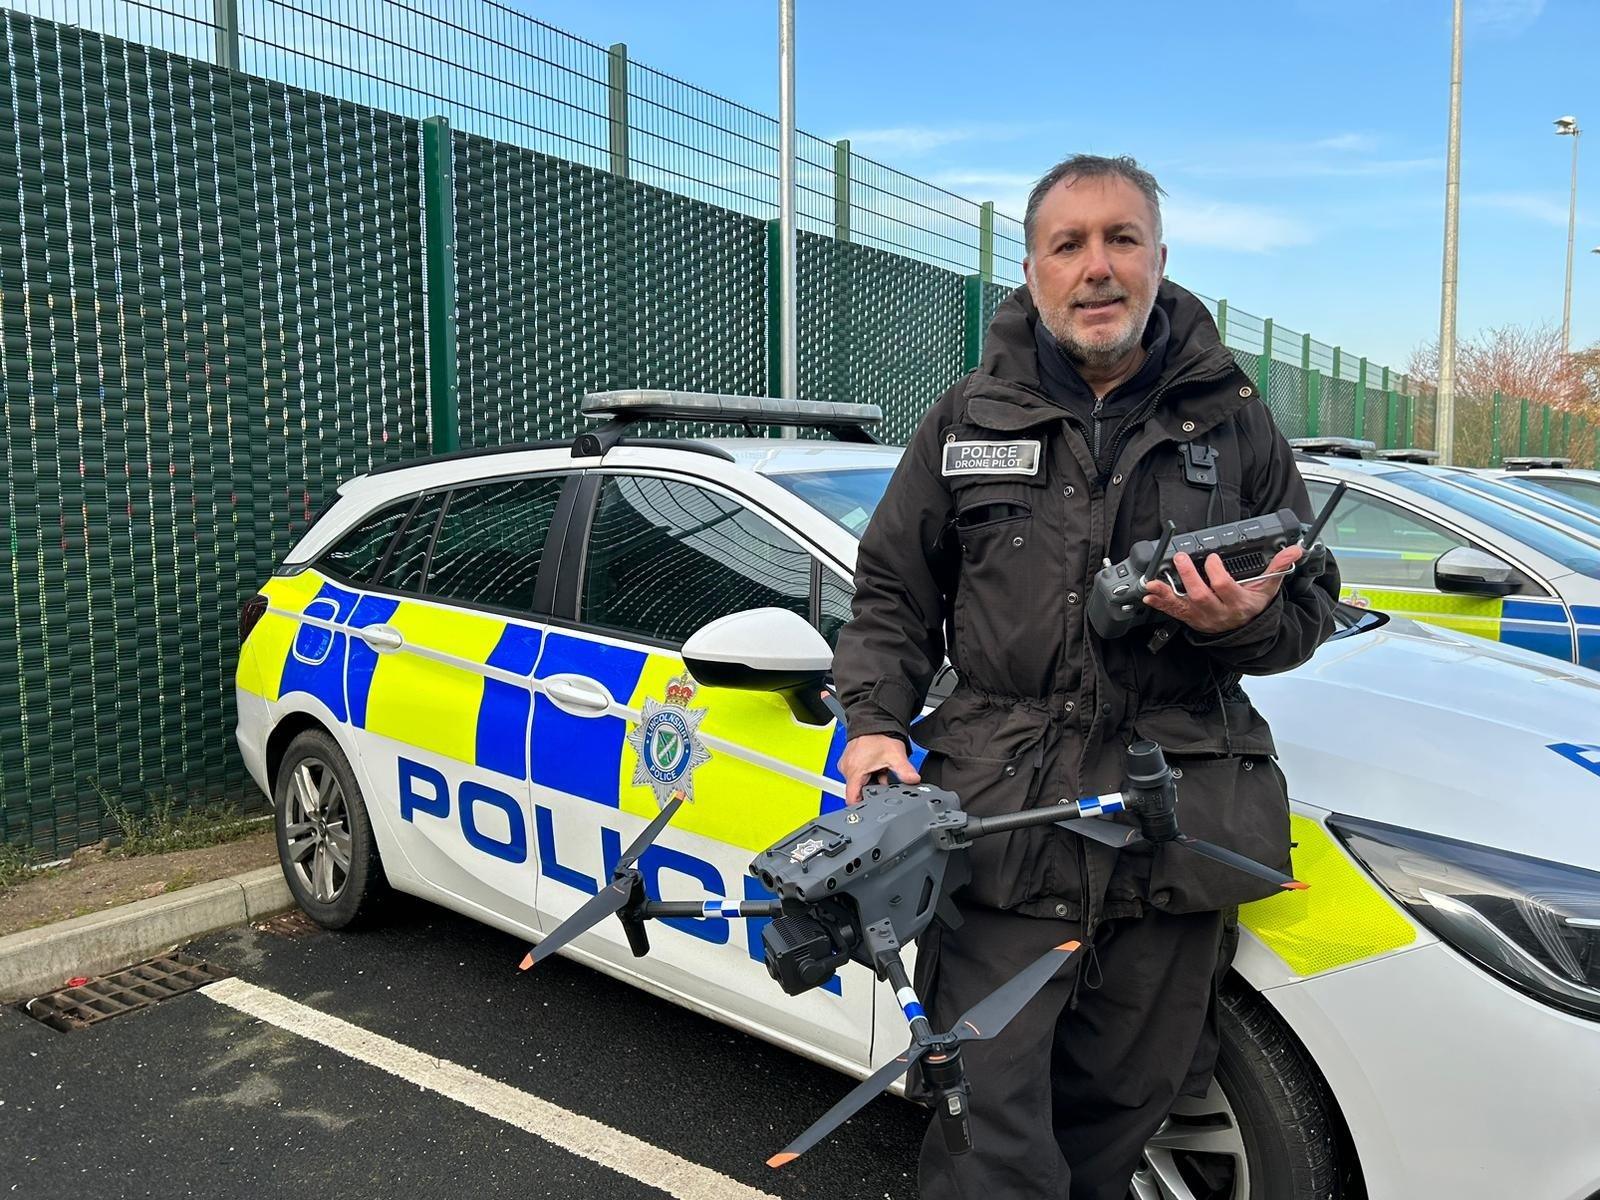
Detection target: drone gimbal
<box><xmin>519</xmin><ymin>738</ymin><xmax>1305</xmax><ymax>1168</ymax></box>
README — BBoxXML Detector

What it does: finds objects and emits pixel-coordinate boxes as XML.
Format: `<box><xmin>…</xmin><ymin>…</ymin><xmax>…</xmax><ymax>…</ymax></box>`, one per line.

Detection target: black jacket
<box><xmin>834</xmin><ymin>281</ymin><xmax>1340</xmax><ymax>921</ymax></box>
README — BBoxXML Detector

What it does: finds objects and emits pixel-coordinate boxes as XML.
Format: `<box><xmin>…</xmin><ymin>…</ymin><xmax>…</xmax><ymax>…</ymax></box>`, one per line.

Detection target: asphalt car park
<box><xmin>0</xmin><ymin>901</ymin><xmax>925</xmax><ymax>1200</ymax></box>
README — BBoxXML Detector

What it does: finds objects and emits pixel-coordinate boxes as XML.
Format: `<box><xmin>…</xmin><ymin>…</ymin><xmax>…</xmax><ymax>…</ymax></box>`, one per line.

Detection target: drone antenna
<box><xmin>1299</xmin><ymin>481</ymin><xmax>1347</xmax><ymax>550</ymax></box>
<box><xmin>1140</xmin><ymin>520</ymin><xmax>1177</xmax><ymax>588</ymax></box>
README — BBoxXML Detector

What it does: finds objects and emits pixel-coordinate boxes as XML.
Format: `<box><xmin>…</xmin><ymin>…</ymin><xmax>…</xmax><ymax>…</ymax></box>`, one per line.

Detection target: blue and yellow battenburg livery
<box><xmin>240</xmin><ymin>568</ymin><xmax>1420</xmax><ymax>981</ymax></box>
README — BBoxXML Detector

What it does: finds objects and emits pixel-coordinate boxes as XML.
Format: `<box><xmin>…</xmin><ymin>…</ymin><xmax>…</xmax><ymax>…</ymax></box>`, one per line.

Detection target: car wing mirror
<box><xmin>1435</xmin><ymin>546</ymin><xmax>1517</xmax><ymax>597</ymax></box>
<box><xmin>682</xmin><ymin>608</ymin><xmax>836</xmax><ymax>725</ymax></box>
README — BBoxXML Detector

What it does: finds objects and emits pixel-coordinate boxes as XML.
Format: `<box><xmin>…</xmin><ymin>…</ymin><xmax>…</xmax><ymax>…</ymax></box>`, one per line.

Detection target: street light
<box><xmin>1556</xmin><ymin>116</ymin><xmax>1581</xmax><ymax>353</ymax></box>
<box><xmin>1436</xmin><ymin>0</ymin><xmax>1464</xmax><ymax>465</ymax></box>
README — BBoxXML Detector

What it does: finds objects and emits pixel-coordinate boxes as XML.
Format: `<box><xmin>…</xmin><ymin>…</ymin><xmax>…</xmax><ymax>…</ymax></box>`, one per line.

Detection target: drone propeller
<box><xmin>519</xmin><ymin>797</ymin><xmax>684</xmax><ymax>970</ymax></box>
<box><xmin>767</xmin><ymin>939</ymin><xmax>1080</xmax><ymax>1167</ymax></box>
<box><xmin>1058</xmin><ymin>816</ymin><xmax>1304</xmax><ymax>891</ymax></box>
<box><xmin>1175</xmin><ymin>834</ymin><xmax>1307</xmax><ymax>891</ymax></box>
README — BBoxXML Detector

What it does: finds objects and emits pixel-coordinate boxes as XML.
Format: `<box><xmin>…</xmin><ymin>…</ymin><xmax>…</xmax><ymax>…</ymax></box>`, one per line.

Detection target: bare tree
<box><xmin>1407</xmin><ymin>322</ymin><xmax>1591</xmax><ymax>412</ymax></box>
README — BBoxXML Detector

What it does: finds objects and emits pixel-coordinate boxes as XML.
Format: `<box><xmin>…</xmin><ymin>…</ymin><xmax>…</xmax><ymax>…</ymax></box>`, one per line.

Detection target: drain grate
<box><xmin>22</xmin><ymin>953</ymin><xmax>231</xmax><ymax>1032</ymax></box>
<box><xmin>254</xmin><ymin>910</ymin><xmax>318</xmax><ymax>938</ymax></box>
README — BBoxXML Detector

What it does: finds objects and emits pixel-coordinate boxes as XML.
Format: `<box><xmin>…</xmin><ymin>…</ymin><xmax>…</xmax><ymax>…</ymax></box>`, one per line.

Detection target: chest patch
<box><xmin>941</xmin><ymin>439</ymin><xmax>1042</xmax><ymax>477</ymax></box>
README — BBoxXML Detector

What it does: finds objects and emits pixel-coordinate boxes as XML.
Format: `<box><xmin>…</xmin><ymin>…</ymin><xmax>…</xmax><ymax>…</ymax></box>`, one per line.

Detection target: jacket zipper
<box><xmin>1090</xmin><ymin>396</ymin><xmax>1105</xmax><ymax>461</ymax></box>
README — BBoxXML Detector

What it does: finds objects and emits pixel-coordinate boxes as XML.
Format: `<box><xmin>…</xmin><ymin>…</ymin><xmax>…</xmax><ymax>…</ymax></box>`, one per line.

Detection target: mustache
<box><xmin>1073</xmin><ymin>289</ymin><xmax>1128</xmax><ymax>307</ymax></box>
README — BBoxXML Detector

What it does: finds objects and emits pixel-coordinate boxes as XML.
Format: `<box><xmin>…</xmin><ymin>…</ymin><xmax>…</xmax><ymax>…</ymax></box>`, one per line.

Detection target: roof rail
<box><xmin>1289</xmin><ymin>437</ymin><xmax>1377</xmax><ymax>460</ymax></box>
<box><xmin>1501</xmin><ymin>456</ymin><xmax>1573</xmax><ymax>471</ymax></box>
<box><xmin>573</xmin><ymin>389</ymin><xmax>883</xmax><ymax>456</ymax></box>
<box><xmin>1375</xmin><ymin>448</ymin><xmax>1440</xmax><ymax>464</ymax></box>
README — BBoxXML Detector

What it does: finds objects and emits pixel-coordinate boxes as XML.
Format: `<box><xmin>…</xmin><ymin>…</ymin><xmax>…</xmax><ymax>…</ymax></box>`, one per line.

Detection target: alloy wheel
<box><xmin>283</xmin><ymin>757</ymin><xmax>352</xmax><ymax>904</ymax></box>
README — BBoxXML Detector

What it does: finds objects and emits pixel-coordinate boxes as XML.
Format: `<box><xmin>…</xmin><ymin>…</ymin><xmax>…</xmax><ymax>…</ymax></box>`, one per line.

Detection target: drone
<box><xmin>517</xmin><ymin>712</ymin><xmax>1306</xmax><ymax>1169</ymax></box>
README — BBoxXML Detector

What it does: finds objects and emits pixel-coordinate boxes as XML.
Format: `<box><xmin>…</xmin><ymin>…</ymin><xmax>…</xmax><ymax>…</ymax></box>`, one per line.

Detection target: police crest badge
<box><xmin>627</xmin><ymin>674</ymin><xmax>713</xmax><ymax>808</ymax></box>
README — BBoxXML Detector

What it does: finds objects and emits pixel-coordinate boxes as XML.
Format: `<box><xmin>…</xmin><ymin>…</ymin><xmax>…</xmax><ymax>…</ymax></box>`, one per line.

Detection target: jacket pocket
<box><xmin>912</xmin><ymin>697</ymin><xmax>1055</xmax><ymax>910</ymax></box>
<box><xmin>1133</xmin><ymin>704</ymin><xmax>1289</xmax><ymax>913</ymax></box>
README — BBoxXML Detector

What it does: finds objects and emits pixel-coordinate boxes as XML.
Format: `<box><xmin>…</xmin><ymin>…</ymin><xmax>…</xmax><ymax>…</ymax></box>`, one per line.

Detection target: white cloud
<box><xmin>1313</xmin><ymin>132</ymin><xmax>1380</xmax><ymax>152</ymax></box>
<box><xmin>1163</xmin><ymin>198</ymin><xmax>1316</xmax><ymax>254</ymax></box>
<box><xmin>1182</xmin><ymin>154</ymin><xmax>1439</xmax><ymax>180</ymax></box>
<box><xmin>1470</xmin><ymin>0</ymin><xmax>1545</xmax><ymax>32</ymax></box>
<box><xmin>925</xmin><ymin>170</ymin><xmax>1035</xmax><ymax>220</ymax></box>
<box><xmin>836</xmin><ymin>127</ymin><xmax>975</xmax><ymax>156</ymax></box>
<box><xmin>1468</xmin><ymin>191</ymin><xmax>1578</xmax><ymax>226</ymax></box>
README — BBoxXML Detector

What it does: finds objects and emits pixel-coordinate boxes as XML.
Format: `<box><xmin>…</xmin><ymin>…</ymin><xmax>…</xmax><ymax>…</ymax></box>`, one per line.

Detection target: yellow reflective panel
<box><xmin>618</xmin><ymin>654</ymin><xmax>834</xmax><ymax>852</ymax></box>
<box><xmin>362</xmin><ymin>602</ymin><xmax>506</xmax><ymax>764</ymax></box>
<box><xmin>1240</xmin><ymin>814</ymin><xmax>1417</xmax><ymax>976</ymax></box>
<box><xmin>242</xmin><ymin>572</ymin><xmax>331</xmax><ymax>701</ymax></box>
<box><xmin>1342</xmin><ymin>586</ymin><xmax>1502</xmax><ymax>641</ymax></box>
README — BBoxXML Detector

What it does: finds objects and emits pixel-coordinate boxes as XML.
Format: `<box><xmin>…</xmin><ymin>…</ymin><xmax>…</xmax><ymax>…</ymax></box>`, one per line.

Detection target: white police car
<box><xmin>1290</xmin><ymin>441</ymin><xmax>1600</xmax><ymax>671</ymax></box>
<box><xmin>236</xmin><ymin>394</ymin><xmax>1600</xmax><ymax>1200</ymax></box>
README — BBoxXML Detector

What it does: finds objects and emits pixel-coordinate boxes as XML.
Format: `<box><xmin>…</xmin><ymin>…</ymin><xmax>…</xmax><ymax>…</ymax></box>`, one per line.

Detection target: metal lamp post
<box><xmin>1436</xmin><ymin>0</ymin><xmax>1464</xmax><ymax>465</ymax></box>
<box><xmin>1557</xmin><ymin>116</ymin><xmax>1582</xmax><ymax>353</ymax></box>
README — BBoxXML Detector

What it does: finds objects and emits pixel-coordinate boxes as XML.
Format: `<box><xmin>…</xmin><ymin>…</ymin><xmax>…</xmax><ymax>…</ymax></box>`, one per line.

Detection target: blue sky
<box><xmin>522</xmin><ymin>0</ymin><xmax>1597</xmax><ymax>372</ymax></box>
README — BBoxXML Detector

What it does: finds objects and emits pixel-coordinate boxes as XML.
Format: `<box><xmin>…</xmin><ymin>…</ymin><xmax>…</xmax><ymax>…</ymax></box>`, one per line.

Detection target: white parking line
<box><xmin>200</xmin><ymin>977</ymin><xmax>780</xmax><ymax>1200</ymax></box>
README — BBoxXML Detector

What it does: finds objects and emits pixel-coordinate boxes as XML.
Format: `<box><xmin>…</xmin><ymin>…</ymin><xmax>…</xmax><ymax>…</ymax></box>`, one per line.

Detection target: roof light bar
<box><xmin>583</xmin><ymin>390</ymin><xmax>882</xmax><ymax>429</ymax></box>
<box><xmin>1289</xmin><ymin>437</ymin><xmax>1377</xmax><ymax>459</ymax></box>
<box><xmin>1501</xmin><ymin>456</ymin><xmax>1572</xmax><ymax>471</ymax></box>
<box><xmin>1375</xmin><ymin>448</ymin><xmax>1441</xmax><ymax>464</ymax></box>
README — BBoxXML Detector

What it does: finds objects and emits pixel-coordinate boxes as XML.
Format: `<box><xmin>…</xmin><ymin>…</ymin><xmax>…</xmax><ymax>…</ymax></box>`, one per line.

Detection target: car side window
<box><xmin>319</xmin><ymin>498</ymin><xmax>416</xmax><ymax>583</ymax></box>
<box><xmin>1306</xmin><ymin>481</ymin><xmax>1464</xmax><ymax>589</ymax></box>
<box><xmin>377</xmin><ymin>492</ymin><xmax>445</xmax><ymax>594</ymax></box>
<box><xmin>582</xmin><ymin>475</ymin><xmax>811</xmax><ymax>645</ymax></box>
<box><xmin>818</xmin><ymin>569</ymin><xmax>854</xmax><ymax>649</ymax></box>
<box><xmin>426</xmin><ymin>476</ymin><xmax>566</xmax><ymax>612</ymax></box>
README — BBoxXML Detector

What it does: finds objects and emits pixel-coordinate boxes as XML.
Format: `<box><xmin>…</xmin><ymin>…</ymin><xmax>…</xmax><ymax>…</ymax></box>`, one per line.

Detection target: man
<box><xmin>832</xmin><ymin>155</ymin><xmax>1339</xmax><ymax>1199</ymax></box>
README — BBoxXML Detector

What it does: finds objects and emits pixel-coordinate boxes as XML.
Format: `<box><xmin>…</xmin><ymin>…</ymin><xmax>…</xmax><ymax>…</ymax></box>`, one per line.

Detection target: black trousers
<box><xmin>915</xmin><ymin>902</ymin><xmax>1224</xmax><ymax>1200</ymax></box>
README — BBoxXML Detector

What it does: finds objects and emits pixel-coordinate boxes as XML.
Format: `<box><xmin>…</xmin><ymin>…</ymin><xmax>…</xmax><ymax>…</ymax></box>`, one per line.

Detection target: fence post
<box><xmin>608</xmin><ymin>43</ymin><xmax>630</xmax><ymax>179</ymax></box>
<box><xmin>1518</xmin><ymin>398</ymin><xmax>1530</xmax><ymax>455</ymax></box>
<box><xmin>1216</xmin><ymin>298</ymin><xmax>1228</xmax><ymax>344</ymax></box>
<box><xmin>766</xmin><ymin>219</ymin><xmax>783</xmax><ymax>398</ymax></box>
<box><xmin>1300</xmin><ymin>332</ymin><xmax>1312</xmax><ymax>431</ymax></box>
<box><xmin>423</xmin><ymin>116</ymin><xmax>459</xmax><ymax>453</ymax></box>
<box><xmin>213</xmin><ymin>0</ymin><xmax>240</xmax><ymax>71</ymax></box>
<box><xmin>1354</xmin><ymin>356</ymin><xmax>1367</xmax><ymax>439</ymax></box>
<box><xmin>1380</xmin><ymin>366</ymin><xmax>1392</xmax><ymax>448</ymax></box>
<box><xmin>1257</xmin><ymin>318</ymin><xmax>1273</xmax><ymax>404</ymax></box>
<box><xmin>979</xmin><ymin>201</ymin><xmax>995</xmax><ymax>284</ymax></box>
<box><xmin>1562</xmin><ymin>410</ymin><xmax>1572</xmax><ymax>456</ymax></box>
<box><xmin>964</xmin><ymin>275</ymin><xmax>985</xmax><ymax>372</ymax></box>
<box><xmin>1491</xmin><ymin>391</ymin><xmax>1503</xmax><ymax>465</ymax></box>
<box><xmin>1541</xmin><ymin>406</ymin><xmax>1552</xmax><ymax>456</ymax></box>
<box><xmin>833</xmin><ymin>139</ymin><xmax>850</xmax><ymax>243</ymax></box>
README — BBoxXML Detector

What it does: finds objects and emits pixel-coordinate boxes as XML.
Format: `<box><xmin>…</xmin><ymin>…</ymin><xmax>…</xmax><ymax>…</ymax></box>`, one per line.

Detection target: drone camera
<box><xmin>762</xmin><ymin>912</ymin><xmax>851</xmax><ymax>996</ymax></box>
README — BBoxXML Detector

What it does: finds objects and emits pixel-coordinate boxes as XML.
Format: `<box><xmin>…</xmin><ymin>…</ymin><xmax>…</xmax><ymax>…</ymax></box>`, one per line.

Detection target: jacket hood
<box><xmin>966</xmin><ymin>281</ymin><xmax>1246</xmax><ymax>434</ymax></box>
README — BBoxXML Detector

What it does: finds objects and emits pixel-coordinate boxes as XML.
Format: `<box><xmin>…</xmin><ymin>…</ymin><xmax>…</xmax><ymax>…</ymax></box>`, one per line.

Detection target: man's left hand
<box><xmin>1142</xmin><ymin>543</ymin><xmax>1304</xmax><ymax>634</ymax></box>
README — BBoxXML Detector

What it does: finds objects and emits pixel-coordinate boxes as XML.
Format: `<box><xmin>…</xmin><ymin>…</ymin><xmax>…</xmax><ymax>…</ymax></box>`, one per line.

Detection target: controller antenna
<box><xmin>1141</xmin><ymin>520</ymin><xmax>1177</xmax><ymax>588</ymax></box>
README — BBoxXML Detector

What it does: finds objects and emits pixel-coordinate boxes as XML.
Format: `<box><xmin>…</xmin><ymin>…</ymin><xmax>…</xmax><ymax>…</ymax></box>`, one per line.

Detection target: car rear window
<box><xmin>769</xmin><ymin>468</ymin><xmax>896</xmax><ymax>534</ymax></box>
<box><xmin>1381</xmin><ymin>472</ymin><xmax>1600</xmax><ymax>580</ymax></box>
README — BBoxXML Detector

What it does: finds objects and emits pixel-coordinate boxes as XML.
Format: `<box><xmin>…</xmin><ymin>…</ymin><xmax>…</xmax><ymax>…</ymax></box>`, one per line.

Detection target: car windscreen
<box><xmin>1379</xmin><ymin>471</ymin><xmax>1600</xmax><ymax>580</ymax></box>
<box><xmin>770</xmin><ymin>468</ymin><xmax>897</xmax><ymax>535</ymax></box>
<box><xmin>1506</xmin><ymin>475</ymin><xmax>1600</xmax><ymax>519</ymax></box>
<box><xmin>1441</xmin><ymin>473</ymin><xmax>1600</xmax><ymax>542</ymax></box>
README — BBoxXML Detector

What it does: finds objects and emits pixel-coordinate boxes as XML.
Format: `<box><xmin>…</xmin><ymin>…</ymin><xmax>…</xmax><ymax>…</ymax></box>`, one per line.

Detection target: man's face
<box><xmin>1024</xmin><ymin>175</ymin><xmax>1167</xmax><ymax>370</ymax></box>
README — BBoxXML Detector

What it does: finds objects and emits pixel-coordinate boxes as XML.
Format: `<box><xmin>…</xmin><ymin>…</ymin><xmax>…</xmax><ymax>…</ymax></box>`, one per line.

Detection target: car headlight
<box><xmin>1329</xmin><ymin>814</ymin><xmax>1600</xmax><ymax>1021</ymax></box>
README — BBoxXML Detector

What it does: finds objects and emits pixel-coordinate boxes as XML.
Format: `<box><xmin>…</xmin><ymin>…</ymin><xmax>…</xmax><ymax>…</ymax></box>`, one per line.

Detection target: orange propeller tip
<box><xmin>1283</xmin><ymin>880</ymin><xmax>1310</xmax><ymax>891</ymax></box>
<box><xmin>1057</xmin><ymin>939</ymin><xmax>1082</xmax><ymax>951</ymax></box>
<box><xmin>518</xmin><ymin>953</ymin><xmax>535</xmax><ymax>970</ymax></box>
<box><xmin>767</xmin><ymin>1153</ymin><xmax>798</xmax><ymax>1169</ymax></box>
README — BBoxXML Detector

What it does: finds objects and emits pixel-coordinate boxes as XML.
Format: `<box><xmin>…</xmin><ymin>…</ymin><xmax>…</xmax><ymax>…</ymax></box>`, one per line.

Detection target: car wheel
<box><xmin>274</xmin><ymin>728</ymin><xmax>389</xmax><ymax>929</ymax></box>
<box><xmin>1130</xmin><ymin>983</ymin><xmax>1343</xmax><ymax>1200</ymax></box>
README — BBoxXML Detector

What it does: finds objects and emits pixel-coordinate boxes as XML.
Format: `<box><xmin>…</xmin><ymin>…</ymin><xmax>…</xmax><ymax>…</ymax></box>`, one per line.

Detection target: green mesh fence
<box><xmin>0</xmin><ymin>12</ymin><xmax>428</xmax><ymax>857</ymax></box>
<box><xmin>4</xmin><ymin>5</ymin><xmax>1593</xmax><ymax>861</ymax></box>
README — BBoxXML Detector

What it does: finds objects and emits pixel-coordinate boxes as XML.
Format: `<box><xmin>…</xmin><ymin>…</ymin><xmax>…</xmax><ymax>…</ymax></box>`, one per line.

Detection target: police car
<box><xmin>1485</xmin><ymin>461</ymin><xmax>1600</xmax><ymax>520</ymax></box>
<box><xmin>236</xmin><ymin>394</ymin><xmax>1600</xmax><ymax>1200</ymax></box>
<box><xmin>1291</xmin><ymin>440</ymin><xmax>1600</xmax><ymax>671</ymax></box>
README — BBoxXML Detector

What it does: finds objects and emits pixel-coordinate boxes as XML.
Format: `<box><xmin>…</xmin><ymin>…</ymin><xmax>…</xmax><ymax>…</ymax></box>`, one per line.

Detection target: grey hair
<box><xmin>1023</xmin><ymin>154</ymin><xmax>1166</xmax><ymax>254</ymax></box>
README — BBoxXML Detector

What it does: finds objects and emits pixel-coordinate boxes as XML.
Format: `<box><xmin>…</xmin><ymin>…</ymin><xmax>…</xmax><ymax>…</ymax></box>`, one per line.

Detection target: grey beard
<box><xmin>1040</xmin><ymin>297</ymin><xmax>1154</xmax><ymax>372</ymax></box>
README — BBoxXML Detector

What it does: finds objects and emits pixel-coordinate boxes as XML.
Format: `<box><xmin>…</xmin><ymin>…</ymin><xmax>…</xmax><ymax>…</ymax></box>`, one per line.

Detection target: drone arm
<box><xmin>963</xmin><ymin>794</ymin><xmax>1126</xmax><ymax>839</ymax></box>
<box><xmin>636</xmin><ymin>899</ymin><xmax>785</xmax><ymax>919</ymax></box>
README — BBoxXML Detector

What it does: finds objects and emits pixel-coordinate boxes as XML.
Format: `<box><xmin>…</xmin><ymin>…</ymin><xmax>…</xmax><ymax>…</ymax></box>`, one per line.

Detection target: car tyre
<box><xmin>274</xmin><ymin>728</ymin><xmax>389</xmax><ymax>929</ymax></box>
<box><xmin>1132</xmin><ymin>982</ymin><xmax>1344</xmax><ymax>1200</ymax></box>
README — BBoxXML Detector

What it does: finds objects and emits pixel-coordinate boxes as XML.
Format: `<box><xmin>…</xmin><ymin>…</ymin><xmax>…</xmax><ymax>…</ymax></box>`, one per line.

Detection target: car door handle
<box><xmin>357</xmin><ymin>624</ymin><xmax>405</xmax><ymax>653</ymax></box>
<box><xmin>542</xmin><ymin>674</ymin><xmax>614</xmax><ymax>716</ymax></box>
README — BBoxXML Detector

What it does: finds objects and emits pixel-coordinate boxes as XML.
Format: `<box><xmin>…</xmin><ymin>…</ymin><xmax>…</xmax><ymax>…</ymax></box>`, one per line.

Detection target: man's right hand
<box><xmin>839</xmin><ymin>734</ymin><xmax>921</xmax><ymax>805</ymax></box>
